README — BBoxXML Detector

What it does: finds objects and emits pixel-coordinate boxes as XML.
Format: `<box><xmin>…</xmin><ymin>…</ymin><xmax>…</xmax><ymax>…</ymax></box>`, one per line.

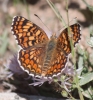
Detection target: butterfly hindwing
<box><xmin>46</xmin><ymin>50</ymin><xmax>68</xmax><ymax>77</ymax></box>
<box><xmin>18</xmin><ymin>46</ymin><xmax>46</xmax><ymax>77</ymax></box>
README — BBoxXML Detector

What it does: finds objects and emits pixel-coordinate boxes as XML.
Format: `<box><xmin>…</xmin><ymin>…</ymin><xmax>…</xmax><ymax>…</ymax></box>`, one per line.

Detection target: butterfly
<box><xmin>11</xmin><ymin>16</ymin><xmax>81</xmax><ymax>79</ymax></box>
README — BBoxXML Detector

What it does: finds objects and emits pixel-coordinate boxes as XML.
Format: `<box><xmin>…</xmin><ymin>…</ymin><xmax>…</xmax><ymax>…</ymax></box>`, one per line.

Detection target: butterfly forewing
<box><xmin>11</xmin><ymin>16</ymin><xmax>49</xmax><ymax>49</ymax></box>
<box><xmin>57</xmin><ymin>23</ymin><xmax>81</xmax><ymax>56</ymax></box>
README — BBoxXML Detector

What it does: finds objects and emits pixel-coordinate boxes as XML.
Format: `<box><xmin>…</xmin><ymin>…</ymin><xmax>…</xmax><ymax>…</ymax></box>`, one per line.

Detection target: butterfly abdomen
<box><xmin>42</xmin><ymin>38</ymin><xmax>56</xmax><ymax>71</ymax></box>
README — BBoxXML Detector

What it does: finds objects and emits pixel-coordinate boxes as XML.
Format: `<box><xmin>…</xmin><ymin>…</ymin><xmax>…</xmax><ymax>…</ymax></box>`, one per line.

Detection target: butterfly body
<box><xmin>42</xmin><ymin>36</ymin><xmax>57</xmax><ymax>74</ymax></box>
<box><xmin>11</xmin><ymin>16</ymin><xmax>81</xmax><ymax>78</ymax></box>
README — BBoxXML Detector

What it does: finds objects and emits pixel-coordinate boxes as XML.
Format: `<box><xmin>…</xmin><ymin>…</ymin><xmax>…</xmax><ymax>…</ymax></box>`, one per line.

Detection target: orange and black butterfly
<box><xmin>11</xmin><ymin>16</ymin><xmax>81</xmax><ymax>79</ymax></box>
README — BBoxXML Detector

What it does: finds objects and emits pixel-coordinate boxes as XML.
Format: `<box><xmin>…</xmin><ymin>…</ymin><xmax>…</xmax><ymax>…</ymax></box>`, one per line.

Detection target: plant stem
<box><xmin>65</xmin><ymin>1</ymin><xmax>84</xmax><ymax>99</ymax></box>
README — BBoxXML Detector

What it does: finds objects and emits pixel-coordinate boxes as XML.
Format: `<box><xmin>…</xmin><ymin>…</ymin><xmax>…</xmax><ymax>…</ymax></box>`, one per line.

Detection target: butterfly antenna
<box><xmin>34</xmin><ymin>14</ymin><xmax>51</xmax><ymax>32</ymax></box>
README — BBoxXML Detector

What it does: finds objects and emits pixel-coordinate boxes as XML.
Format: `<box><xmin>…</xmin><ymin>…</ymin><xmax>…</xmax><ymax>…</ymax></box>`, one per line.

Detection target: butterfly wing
<box><xmin>18</xmin><ymin>46</ymin><xmax>47</xmax><ymax>77</ymax></box>
<box><xmin>11</xmin><ymin>16</ymin><xmax>49</xmax><ymax>49</ymax></box>
<box><xmin>57</xmin><ymin>23</ymin><xmax>81</xmax><ymax>55</ymax></box>
<box><xmin>45</xmin><ymin>50</ymin><xmax>68</xmax><ymax>77</ymax></box>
